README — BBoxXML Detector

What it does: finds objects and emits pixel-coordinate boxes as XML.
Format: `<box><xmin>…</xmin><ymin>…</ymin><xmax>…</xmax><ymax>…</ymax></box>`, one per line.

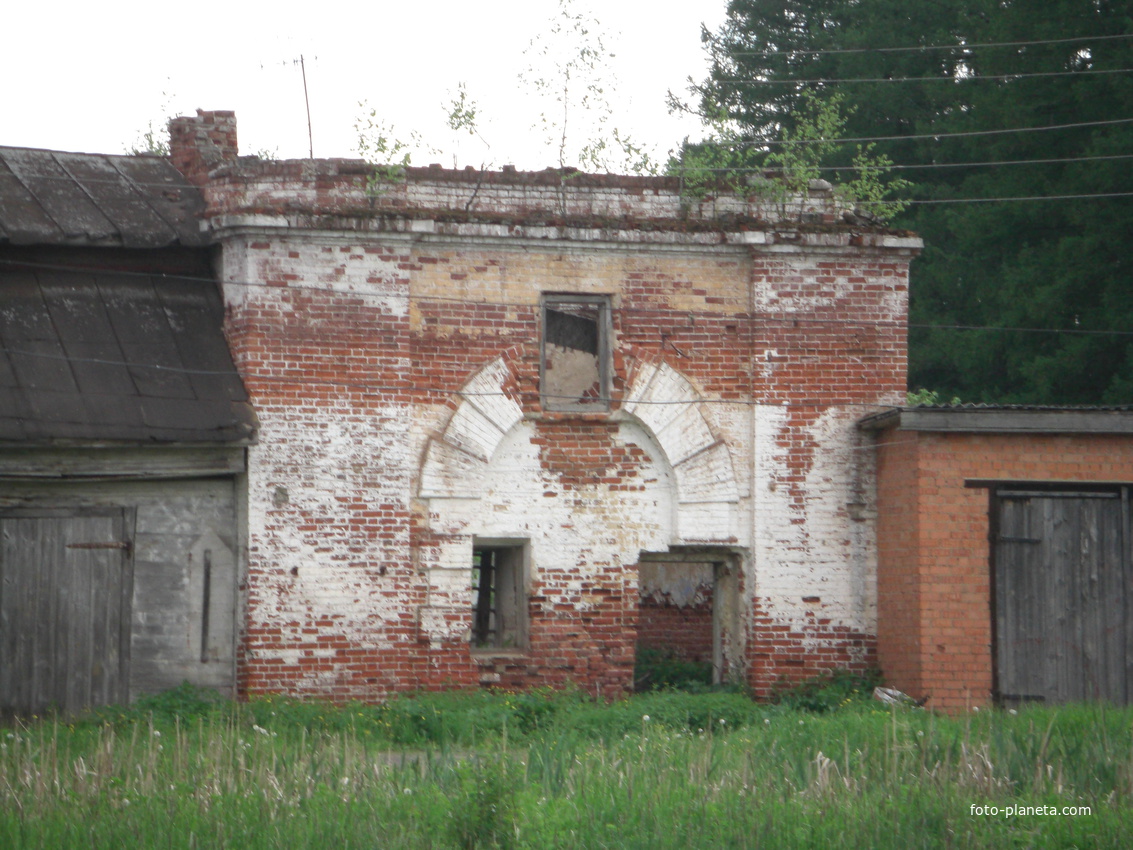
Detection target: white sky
<box><xmin>4</xmin><ymin>0</ymin><xmax>727</xmax><ymax>171</ymax></box>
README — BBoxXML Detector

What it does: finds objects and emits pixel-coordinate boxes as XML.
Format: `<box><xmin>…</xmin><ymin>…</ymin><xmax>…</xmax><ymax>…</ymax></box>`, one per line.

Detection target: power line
<box><xmin>908</xmin><ymin>191</ymin><xmax>1133</xmax><ymax>204</ymax></box>
<box><xmin>724</xmin><ymin>116</ymin><xmax>1133</xmax><ymax>148</ymax></box>
<box><xmin>680</xmin><ymin>153</ymin><xmax>1133</xmax><ymax>174</ymax></box>
<box><xmin>715</xmin><ymin>32</ymin><xmax>1133</xmax><ymax>59</ymax></box>
<box><xmin>10</xmin><ymin>116</ymin><xmax>1133</xmax><ymax>184</ymax></box>
<box><xmin>884</xmin><ymin>152</ymin><xmax>1133</xmax><ymax>172</ymax></box>
<box><xmin>1</xmin><ymin>311</ymin><xmax>1130</xmax><ymax>393</ymax></box>
<box><xmin>714</xmin><ymin>66</ymin><xmax>1133</xmax><ymax>85</ymax></box>
<box><xmin>909</xmin><ymin>323</ymin><xmax>1133</xmax><ymax>337</ymax></box>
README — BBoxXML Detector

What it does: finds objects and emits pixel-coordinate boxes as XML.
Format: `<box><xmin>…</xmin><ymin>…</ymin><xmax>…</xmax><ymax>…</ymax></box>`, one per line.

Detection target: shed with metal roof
<box><xmin>0</xmin><ymin>146</ymin><xmax>253</xmax><ymax>716</ymax></box>
<box><xmin>861</xmin><ymin>405</ymin><xmax>1133</xmax><ymax>710</ymax></box>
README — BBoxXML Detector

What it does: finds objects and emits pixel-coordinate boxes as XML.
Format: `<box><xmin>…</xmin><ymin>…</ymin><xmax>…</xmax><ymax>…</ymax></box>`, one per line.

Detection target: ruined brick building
<box><xmin>171</xmin><ymin>110</ymin><xmax>918</xmax><ymax>700</ymax></box>
<box><xmin>8</xmin><ymin>110</ymin><xmax>1133</xmax><ymax>714</ymax></box>
<box><xmin>0</xmin><ymin>109</ymin><xmax>921</xmax><ymax>712</ymax></box>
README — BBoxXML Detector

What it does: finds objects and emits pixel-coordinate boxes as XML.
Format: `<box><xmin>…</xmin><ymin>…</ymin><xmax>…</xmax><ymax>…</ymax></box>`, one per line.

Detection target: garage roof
<box><xmin>0</xmin><ymin>265</ymin><xmax>256</xmax><ymax>444</ymax></box>
<box><xmin>0</xmin><ymin>147</ymin><xmax>205</xmax><ymax>248</ymax></box>
<box><xmin>860</xmin><ymin>405</ymin><xmax>1133</xmax><ymax>434</ymax></box>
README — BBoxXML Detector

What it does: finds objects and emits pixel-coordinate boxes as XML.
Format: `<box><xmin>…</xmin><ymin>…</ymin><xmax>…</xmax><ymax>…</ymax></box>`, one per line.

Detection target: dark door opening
<box><xmin>634</xmin><ymin>551</ymin><xmax>741</xmax><ymax>691</ymax></box>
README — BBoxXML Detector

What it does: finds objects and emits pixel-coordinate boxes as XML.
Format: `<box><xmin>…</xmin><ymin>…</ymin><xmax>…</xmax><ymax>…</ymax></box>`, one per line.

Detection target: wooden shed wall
<box><xmin>0</xmin><ymin>475</ymin><xmax>240</xmax><ymax>715</ymax></box>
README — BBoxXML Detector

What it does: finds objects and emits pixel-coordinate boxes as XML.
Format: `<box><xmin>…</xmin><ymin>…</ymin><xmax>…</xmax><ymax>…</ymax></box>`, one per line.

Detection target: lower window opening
<box><xmin>472</xmin><ymin>543</ymin><xmax>527</xmax><ymax>651</ymax></box>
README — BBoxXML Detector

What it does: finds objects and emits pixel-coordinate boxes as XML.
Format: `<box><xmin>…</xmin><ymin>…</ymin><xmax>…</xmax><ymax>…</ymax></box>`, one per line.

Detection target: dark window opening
<box><xmin>541</xmin><ymin>295</ymin><xmax>610</xmax><ymax>411</ymax></box>
<box><xmin>472</xmin><ymin>543</ymin><xmax>527</xmax><ymax>650</ymax></box>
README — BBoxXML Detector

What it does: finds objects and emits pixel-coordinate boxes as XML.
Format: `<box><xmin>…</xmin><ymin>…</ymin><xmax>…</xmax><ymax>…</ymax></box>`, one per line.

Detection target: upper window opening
<box><xmin>541</xmin><ymin>295</ymin><xmax>611</xmax><ymax>411</ymax></box>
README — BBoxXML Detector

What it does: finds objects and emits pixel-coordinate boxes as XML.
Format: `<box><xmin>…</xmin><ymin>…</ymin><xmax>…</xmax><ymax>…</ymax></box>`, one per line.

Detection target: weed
<box><xmin>773</xmin><ymin>668</ymin><xmax>883</xmax><ymax>713</ymax></box>
<box><xmin>634</xmin><ymin>646</ymin><xmax>713</xmax><ymax>692</ymax></box>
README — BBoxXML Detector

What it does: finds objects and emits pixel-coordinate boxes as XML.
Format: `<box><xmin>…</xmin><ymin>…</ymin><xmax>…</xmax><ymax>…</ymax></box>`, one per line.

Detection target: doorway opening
<box><xmin>634</xmin><ymin>550</ymin><xmax>740</xmax><ymax>691</ymax></box>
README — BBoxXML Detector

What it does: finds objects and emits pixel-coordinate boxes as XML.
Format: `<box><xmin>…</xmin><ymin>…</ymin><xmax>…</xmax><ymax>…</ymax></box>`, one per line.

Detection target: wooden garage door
<box><xmin>995</xmin><ymin>488</ymin><xmax>1131</xmax><ymax>705</ymax></box>
<box><xmin>0</xmin><ymin>508</ymin><xmax>134</xmax><ymax>715</ymax></box>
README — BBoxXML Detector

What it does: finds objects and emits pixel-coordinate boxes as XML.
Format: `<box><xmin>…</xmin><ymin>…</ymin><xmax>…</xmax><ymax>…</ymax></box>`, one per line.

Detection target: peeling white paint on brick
<box><xmin>185</xmin><ymin>115</ymin><xmax>917</xmax><ymax>696</ymax></box>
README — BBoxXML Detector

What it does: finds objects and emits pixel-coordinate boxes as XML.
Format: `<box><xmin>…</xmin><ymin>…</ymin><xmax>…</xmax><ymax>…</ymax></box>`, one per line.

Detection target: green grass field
<box><xmin>2</xmin><ymin>682</ymin><xmax>1130</xmax><ymax>848</ymax></box>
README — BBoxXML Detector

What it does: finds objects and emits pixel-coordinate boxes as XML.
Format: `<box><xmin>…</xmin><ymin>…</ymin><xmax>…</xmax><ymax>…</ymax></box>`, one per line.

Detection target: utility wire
<box><xmin>2</xmin><ymin>312</ymin><xmax>1131</xmax><ymax>394</ymax></box>
<box><xmin>13</xmin><ymin>114</ymin><xmax>1133</xmax><ymax>181</ymax></box>
<box><xmin>715</xmin><ymin>32</ymin><xmax>1133</xmax><ymax>59</ymax></box>
<box><xmin>908</xmin><ymin>191</ymin><xmax>1133</xmax><ymax>204</ymax></box>
<box><xmin>723</xmin><ymin>117</ymin><xmax>1133</xmax><ymax>148</ymax></box>
<box><xmin>711</xmin><ymin>66</ymin><xmax>1128</xmax><ymax>84</ymax></box>
<box><xmin>683</xmin><ymin>153</ymin><xmax>1133</xmax><ymax>174</ymax></box>
<box><xmin>714</xmin><ymin>66</ymin><xmax>1133</xmax><ymax>85</ymax></box>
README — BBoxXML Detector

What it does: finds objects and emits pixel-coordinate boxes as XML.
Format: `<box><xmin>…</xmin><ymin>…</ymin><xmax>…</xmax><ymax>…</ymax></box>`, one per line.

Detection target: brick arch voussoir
<box><xmin>418</xmin><ymin>354</ymin><xmax>525</xmax><ymax>500</ymax></box>
<box><xmin>620</xmin><ymin>353</ymin><xmax>740</xmax><ymax>541</ymax></box>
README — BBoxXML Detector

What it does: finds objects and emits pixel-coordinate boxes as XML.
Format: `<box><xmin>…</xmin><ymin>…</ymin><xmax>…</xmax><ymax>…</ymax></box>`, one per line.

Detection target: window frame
<box><xmin>470</xmin><ymin>539</ymin><xmax>529</xmax><ymax>653</ymax></box>
<box><xmin>540</xmin><ymin>294</ymin><xmax>612</xmax><ymax>412</ymax></box>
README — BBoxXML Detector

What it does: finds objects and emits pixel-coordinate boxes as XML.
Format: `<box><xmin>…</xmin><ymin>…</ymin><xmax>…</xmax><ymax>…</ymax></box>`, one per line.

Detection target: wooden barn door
<box><xmin>994</xmin><ymin>488</ymin><xmax>1131</xmax><ymax>705</ymax></box>
<box><xmin>0</xmin><ymin>509</ymin><xmax>134</xmax><ymax>716</ymax></box>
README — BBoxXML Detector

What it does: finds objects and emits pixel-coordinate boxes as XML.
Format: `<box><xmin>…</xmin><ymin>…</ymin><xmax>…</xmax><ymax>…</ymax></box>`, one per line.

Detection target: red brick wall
<box><xmin>637</xmin><ymin>600</ymin><xmax>715</xmax><ymax>665</ymax></box>
<box><xmin>194</xmin><ymin>132</ymin><xmax>916</xmax><ymax>702</ymax></box>
<box><xmin>874</xmin><ymin>428</ymin><xmax>1133</xmax><ymax>711</ymax></box>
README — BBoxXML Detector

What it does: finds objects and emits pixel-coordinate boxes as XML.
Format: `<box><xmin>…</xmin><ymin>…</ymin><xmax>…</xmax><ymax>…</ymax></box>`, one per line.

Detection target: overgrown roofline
<box><xmin>170</xmin><ymin>110</ymin><xmax>919</xmax><ymax>239</ymax></box>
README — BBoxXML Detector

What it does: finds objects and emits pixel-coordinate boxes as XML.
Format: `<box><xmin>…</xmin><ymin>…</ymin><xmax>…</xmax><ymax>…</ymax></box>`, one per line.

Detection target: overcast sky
<box><xmin>5</xmin><ymin>1</ymin><xmax>727</xmax><ymax>170</ymax></box>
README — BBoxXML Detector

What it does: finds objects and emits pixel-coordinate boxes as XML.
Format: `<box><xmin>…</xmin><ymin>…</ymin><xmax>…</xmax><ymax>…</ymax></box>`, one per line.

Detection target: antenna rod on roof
<box><xmin>301</xmin><ymin>54</ymin><xmax>313</xmax><ymax>159</ymax></box>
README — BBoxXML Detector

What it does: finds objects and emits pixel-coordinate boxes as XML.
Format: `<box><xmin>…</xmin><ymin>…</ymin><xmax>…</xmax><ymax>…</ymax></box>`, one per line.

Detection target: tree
<box><xmin>521</xmin><ymin>0</ymin><xmax>659</xmax><ymax>175</ymax></box>
<box><xmin>684</xmin><ymin>0</ymin><xmax>1133</xmax><ymax>404</ymax></box>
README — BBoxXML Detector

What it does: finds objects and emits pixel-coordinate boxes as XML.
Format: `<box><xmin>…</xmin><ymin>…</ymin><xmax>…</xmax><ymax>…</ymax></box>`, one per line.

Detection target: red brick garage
<box><xmin>861</xmin><ymin>406</ymin><xmax>1133</xmax><ymax>712</ymax></box>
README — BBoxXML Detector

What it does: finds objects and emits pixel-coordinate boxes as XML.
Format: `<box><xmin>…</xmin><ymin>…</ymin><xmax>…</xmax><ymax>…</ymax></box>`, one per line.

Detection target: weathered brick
<box><xmin>177</xmin><ymin>110</ymin><xmax>918</xmax><ymax>702</ymax></box>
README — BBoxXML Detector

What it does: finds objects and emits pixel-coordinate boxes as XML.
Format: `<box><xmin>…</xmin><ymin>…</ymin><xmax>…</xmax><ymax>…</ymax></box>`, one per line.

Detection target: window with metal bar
<box><xmin>471</xmin><ymin>543</ymin><xmax>527</xmax><ymax>650</ymax></box>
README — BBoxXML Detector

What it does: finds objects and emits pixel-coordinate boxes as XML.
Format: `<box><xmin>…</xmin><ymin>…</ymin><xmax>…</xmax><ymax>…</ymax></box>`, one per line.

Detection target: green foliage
<box><xmin>6</xmin><ymin>696</ymin><xmax>1133</xmax><ymax>848</ymax></box>
<box><xmin>521</xmin><ymin>0</ymin><xmax>659</xmax><ymax>175</ymax></box>
<box><xmin>670</xmin><ymin>90</ymin><xmax>910</xmax><ymax>221</ymax></box>
<box><xmin>86</xmin><ymin>681</ymin><xmax>227</xmax><ymax>726</ymax></box>
<box><xmin>446</xmin><ymin>755</ymin><xmax>520</xmax><ymax>850</ymax></box>
<box><xmin>126</xmin><ymin>121</ymin><xmax>170</xmax><ymax>157</ymax></box>
<box><xmin>126</xmin><ymin>87</ymin><xmax>175</xmax><ymax>156</ymax></box>
<box><xmin>768</xmin><ymin>90</ymin><xmax>911</xmax><ymax>220</ymax></box>
<box><xmin>906</xmin><ymin>388</ymin><xmax>962</xmax><ymax>406</ymax></box>
<box><xmin>666</xmin><ymin>102</ymin><xmax>770</xmax><ymax>203</ymax></box>
<box><xmin>772</xmin><ymin>668</ymin><xmax>883</xmax><ymax>713</ymax></box>
<box><xmin>633</xmin><ymin>646</ymin><xmax>713</xmax><ymax>692</ymax></box>
<box><xmin>690</xmin><ymin>0</ymin><xmax>1133</xmax><ymax>404</ymax></box>
<box><xmin>353</xmin><ymin>102</ymin><xmax>422</xmax><ymax>194</ymax></box>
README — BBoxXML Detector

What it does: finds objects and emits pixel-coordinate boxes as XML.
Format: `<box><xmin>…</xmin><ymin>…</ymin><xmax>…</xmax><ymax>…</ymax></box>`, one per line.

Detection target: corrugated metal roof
<box><xmin>0</xmin><ymin>148</ymin><xmax>205</xmax><ymax>248</ymax></box>
<box><xmin>0</xmin><ymin>265</ymin><xmax>256</xmax><ymax>444</ymax></box>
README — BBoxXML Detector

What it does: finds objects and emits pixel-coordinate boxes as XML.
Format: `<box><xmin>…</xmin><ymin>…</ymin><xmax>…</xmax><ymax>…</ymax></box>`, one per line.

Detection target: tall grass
<box><xmin>2</xmin><ymin>686</ymin><xmax>1131</xmax><ymax>848</ymax></box>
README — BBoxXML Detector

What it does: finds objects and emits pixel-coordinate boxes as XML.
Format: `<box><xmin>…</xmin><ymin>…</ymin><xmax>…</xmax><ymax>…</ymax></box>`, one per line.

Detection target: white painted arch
<box><xmin>419</xmin><ymin>355</ymin><xmax>739</xmax><ymax>544</ymax></box>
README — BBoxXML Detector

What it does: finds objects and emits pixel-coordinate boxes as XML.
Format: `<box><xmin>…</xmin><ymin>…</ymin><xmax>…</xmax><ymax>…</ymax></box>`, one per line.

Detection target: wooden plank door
<box><xmin>0</xmin><ymin>509</ymin><xmax>134</xmax><ymax>715</ymax></box>
<box><xmin>995</xmin><ymin>490</ymin><xmax>1129</xmax><ymax>705</ymax></box>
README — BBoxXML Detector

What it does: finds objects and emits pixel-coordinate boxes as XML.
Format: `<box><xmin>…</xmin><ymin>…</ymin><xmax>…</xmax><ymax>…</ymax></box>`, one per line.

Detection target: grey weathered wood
<box><xmin>0</xmin><ymin>509</ymin><xmax>132</xmax><ymax>715</ymax></box>
<box><xmin>0</xmin><ymin>477</ymin><xmax>239</xmax><ymax>714</ymax></box>
<box><xmin>996</xmin><ymin>490</ymin><xmax>1131</xmax><ymax>705</ymax></box>
<box><xmin>0</xmin><ymin>447</ymin><xmax>247</xmax><ymax>480</ymax></box>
